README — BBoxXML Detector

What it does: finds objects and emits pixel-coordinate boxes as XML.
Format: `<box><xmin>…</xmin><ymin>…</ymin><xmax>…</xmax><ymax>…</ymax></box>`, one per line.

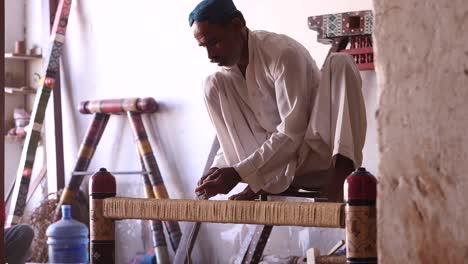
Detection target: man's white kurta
<box><xmin>204</xmin><ymin>30</ymin><xmax>366</xmax><ymax>194</ymax></box>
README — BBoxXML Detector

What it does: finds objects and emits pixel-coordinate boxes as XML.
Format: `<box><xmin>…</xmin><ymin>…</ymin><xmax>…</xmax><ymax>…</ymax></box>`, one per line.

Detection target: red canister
<box><xmin>343</xmin><ymin>167</ymin><xmax>378</xmax><ymax>264</ymax></box>
<box><xmin>89</xmin><ymin>168</ymin><xmax>116</xmax><ymax>264</ymax></box>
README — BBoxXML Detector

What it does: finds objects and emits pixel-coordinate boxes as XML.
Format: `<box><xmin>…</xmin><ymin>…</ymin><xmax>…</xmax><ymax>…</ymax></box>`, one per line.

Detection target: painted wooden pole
<box><xmin>58</xmin><ymin>98</ymin><xmax>173</xmax><ymax>262</ymax></box>
<box><xmin>57</xmin><ymin>98</ymin><xmax>157</xmax><ymax>219</ymax></box>
<box><xmin>127</xmin><ymin>112</ymin><xmax>181</xmax><ymax>251</ymax></box>
<box><xmin>138</xmin><ymin>158</ymin><xmax>170</xmax><ymax>264</ymax></box>
<box><xmin>90</xmin><ymin>168</ymin><xmax>116</xmax><ymax>264</ymax></box>
<box><xmin>55</xmin><ymin>113</ymin><xmax>110</xmax><ymax>221</ymax></box>
<box><xmin>344</xmin><ymin>167</ymin><xmax>378</xmax><ymax>264</ymax></box>
<box><xmin>79</xmin><ymin>97</ymin><xmax>158</xmax><ymax>115</ymax></box>
<box><xmin>6</xmin><ymin>0</ymin><xmax>72</xmax><ymax>227</ymax></box>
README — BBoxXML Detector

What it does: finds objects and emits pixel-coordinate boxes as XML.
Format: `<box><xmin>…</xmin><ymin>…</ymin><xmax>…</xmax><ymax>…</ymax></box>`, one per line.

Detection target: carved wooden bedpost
<box><xmin>344</xmin><ymin>167</ymin><xmax>378</xmax><ymax>264</ymax></box>
<box><xmin>90</xmin><ymin>168</ymin><xmax>116</xmax><ymax>264</ymax></box>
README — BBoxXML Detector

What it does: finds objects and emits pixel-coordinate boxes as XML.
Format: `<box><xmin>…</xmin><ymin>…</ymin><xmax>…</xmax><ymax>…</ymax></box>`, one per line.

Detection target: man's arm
<box><xmin>212</xmin><ymin>147</ymin><xmax>228</xmax><ymax>169</ymax></box>
<box><xmin>233</xmin><ymin>47</ymin><xmax>320</xmax><ymax>193</ymax></box>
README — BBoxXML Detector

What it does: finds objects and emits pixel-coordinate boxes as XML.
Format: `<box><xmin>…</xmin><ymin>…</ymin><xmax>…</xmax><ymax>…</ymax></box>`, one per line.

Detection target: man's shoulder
<box><xmin>203</xmin><ymin>70</ymin><xmax>235</xmax><ymax>96</ymax></box>
<box><xmin>251</xmin><ymin>30</ymin><xmax>310</xmax><ymax>62</ymax></box>
<box><xmin>204</xmin><ymin>69</ymin><xmax>232</xmax><ymax>83</ymax></box>
<box><xmin>252</xmin><ymin>30</ymin><xmax>304</xmax><ymax>51</ymax></box>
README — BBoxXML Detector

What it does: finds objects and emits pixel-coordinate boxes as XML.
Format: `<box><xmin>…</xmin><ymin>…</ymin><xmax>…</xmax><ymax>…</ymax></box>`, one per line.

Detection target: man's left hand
<box><xmin>195</xmin><ymin>167</ymin><xmax>242</xmax><ymax>199</ymax></box>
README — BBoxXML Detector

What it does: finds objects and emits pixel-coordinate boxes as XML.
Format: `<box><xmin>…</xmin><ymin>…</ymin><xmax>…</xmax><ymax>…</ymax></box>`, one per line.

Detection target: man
<box><xmin>192</xmin><ymin>0</ymin><xmax>366</xmax><ymax>201</ymax></box>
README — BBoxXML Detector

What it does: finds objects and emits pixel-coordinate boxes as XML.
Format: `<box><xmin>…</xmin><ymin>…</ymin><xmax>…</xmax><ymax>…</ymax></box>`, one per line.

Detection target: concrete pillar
<box><xmin>374</xmin><ymin>0</ymin><xmax>468</xmax><ymax>263</ymax></box>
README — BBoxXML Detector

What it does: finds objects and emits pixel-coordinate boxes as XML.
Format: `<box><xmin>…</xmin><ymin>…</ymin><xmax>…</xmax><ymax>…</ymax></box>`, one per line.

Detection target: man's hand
<box><xmin>195</xmin><ymin>167</ymin><xmax>242</xmax><ymax>199</ymax></box>
<box><xmin>197</xmin><ymin>167</ymin><xmax>219</xmax><ymax>187</ymax></box>
<box><xmin>228</xmin><ymin>185</ymin><xmax>261</xmax><ymax>200</ymax></box>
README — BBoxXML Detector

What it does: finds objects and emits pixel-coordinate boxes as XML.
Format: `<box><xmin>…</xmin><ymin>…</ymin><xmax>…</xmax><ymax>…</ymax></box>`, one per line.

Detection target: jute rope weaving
<box><xmin>103</xmin><ymin>198</ymin><xmax>344</xmax><ymax>228</ymax></box>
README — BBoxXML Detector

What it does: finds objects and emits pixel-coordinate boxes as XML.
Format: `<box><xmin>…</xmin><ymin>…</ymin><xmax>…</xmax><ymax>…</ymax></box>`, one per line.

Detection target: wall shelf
<box><xmin>5</xmin><ymin>53</ymin><xmax>42</xmax><ymax>60</ymax></box>
<box><xmin>5</xmin><ymin>86</ymin><xmax>37</xmax><ymax>95</ymax></box>
<box><xmin>5</xmin><ymin>135</ymin><xmax>26</xmax><ymax>143</ymax></box>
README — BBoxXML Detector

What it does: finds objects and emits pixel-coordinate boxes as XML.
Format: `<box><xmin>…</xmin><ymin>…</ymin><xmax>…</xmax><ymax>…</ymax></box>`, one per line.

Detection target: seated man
<box><xmin>192</xmin><ymin>0</ymin><xmax>366</xmax><ymax>202</ymax></box>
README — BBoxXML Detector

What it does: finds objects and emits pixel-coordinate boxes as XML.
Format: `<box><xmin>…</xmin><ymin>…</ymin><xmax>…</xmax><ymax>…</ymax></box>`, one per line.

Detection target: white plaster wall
<box><xmin>4</xmin><ymin>0</ymin><xmax>49</xmax><ymax>220</ymax></box>
<box><xmin>4</xmin><ymin>0</ymin><xmax>25</xmax><ymax>204</ymax></box>
<box><xmin>374</xmin><ymin>0</ymin><xmax>468</xmax><ymax>263</ymax></box>
<box><xmin>53</xmin><ymin>1</ymin><xmax>377</xmax><ymax>263</ymax></box>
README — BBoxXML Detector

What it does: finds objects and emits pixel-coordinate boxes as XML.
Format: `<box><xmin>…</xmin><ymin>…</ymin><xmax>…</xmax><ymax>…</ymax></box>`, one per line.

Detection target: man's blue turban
<box><xmin>188</xmin><ymin>0</ymin><xmax>238</xmax><ymax>27</ymax></box>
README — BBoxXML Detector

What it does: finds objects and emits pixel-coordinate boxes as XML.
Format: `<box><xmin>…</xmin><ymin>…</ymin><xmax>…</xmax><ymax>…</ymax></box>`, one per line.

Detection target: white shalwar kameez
<box><xmin>204</xmin><ymin>30</ymin><xmax>366</xmax><ymax>194</ymax></box>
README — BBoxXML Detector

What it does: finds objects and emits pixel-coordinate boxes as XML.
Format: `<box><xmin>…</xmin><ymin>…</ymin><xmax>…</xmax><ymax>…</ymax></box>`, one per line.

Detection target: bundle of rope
<box><xmin>103</xmin><ymin>198</ymin><xmax>345</xmax><ymax>228</ymax></box>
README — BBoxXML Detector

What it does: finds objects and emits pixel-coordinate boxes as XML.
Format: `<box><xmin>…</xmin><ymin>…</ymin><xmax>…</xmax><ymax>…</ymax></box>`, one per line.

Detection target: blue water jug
<box><xmin>46</xmin><ymin>204</ymin><xmax>89</xmax><ymax>263</ymax></box>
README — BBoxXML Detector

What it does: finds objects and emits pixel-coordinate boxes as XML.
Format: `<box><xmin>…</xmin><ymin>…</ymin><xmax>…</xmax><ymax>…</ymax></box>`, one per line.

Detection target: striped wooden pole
<box><xmin>79</xmin><ymin>97</ymin><xmax>158</xmax><ymax>115</ymax></box>
<box><xmin>6</xmin><ymin>0</ymin><xmax>72</xmax><ymax>227</ymax></box>
<box><xmin>127</xmin><ymin>112</ymin><xmax>182</xmax><ymax>251</ymax></box>
<box><xmin>138</xmin><ymin>158</ymin><xmax>170</xmax><ymax>264</ymax></box>
<box><xmin>90</xmin><ymin>168</ymin><xmax>116</xmax><ymax>264</ymax></box>
<box><xmin>57</xmin><ymin>98</ymin><xmax>157</xmax><ymax>218</ymax></box>
<box><xmin>58</xmin><ymin>97</ymin><xmax>174</xmax><ymax>262</ymax></box>
<box><xmin>55</xmin><ymin>113</ymin><xmax>110</xmax><ymax>221</ymax></box>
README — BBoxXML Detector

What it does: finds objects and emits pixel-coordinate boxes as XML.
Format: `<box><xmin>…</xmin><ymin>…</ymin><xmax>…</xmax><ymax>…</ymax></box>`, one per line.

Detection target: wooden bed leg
<box><xmin>90</xmin><ymin>168</ymin><xmax>116</xmax><ymax>264</ymax></box>
<box><xmin>344</xmin><ymin>167</ymin><xmax>377</xmax><ymax>264</ymax></box>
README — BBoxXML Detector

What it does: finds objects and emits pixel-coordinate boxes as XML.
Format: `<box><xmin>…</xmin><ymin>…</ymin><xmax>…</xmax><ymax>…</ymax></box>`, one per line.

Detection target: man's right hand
<box><xmin>196</xmin><ymin>167</ymin><xmax>219</xmax><ymax>197</ymax></box>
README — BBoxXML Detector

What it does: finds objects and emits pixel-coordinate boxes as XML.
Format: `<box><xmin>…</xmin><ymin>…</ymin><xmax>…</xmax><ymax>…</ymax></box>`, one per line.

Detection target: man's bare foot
<box><xmin>229</xmin><ymin>186</ymin><xmax>263</xmax><ymax>200</ymax></box>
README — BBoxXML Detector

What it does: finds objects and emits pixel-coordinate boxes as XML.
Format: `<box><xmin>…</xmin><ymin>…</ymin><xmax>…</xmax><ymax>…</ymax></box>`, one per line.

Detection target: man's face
<box><xmin>193</xmin><ymin>21</ymin><xmax>242</xmax><ymax>67</ymax></box>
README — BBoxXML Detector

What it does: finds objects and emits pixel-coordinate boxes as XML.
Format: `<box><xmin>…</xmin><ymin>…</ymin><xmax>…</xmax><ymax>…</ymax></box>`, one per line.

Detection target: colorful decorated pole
<box><xmin>57</xmin><ymin>97</ymin><xmax>157</xmax><ymax>219</ymax></box>
<box><xmin>90</xmin><ymin>168</ymin><xmax>116</xmax><ymax>264</ymax></box>
<box><xmin>344</xmin><ymin>167</ymin><xmax>378</xmax><ymax>264</ymax></box>
<box><xmin>6</xmin><ymin>0</ymin><xmax>72</xmax><ymax>227</ymax></box>
<box><xmin>55</xmin><ymin>113</ymin><xmax>110</xmax><ymax>221</ymax></box>
<box><xmin>138</xmin><ymin>158</ymin><xmax>170</xmax><ymax>264</ymax></box>
<box><xmin>57</xmin><ymin>97</ymin><xmax>176</xmax><ymax>261</ymax></box>
<box><xmin>127</xmin><ymin>112</ymin><xmax>181</xmax><ymax>251</ymax></box>
<box><xmin>79</xmin><ymin>97</ymin><xmax>158</xmax><ymax>115</ymax></box>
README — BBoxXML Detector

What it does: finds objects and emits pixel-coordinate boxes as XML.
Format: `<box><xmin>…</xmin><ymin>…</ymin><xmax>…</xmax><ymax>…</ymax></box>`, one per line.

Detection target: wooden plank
<box><xmin>26</xmin><ymin>166</ymin><xmax>47</xmax><ymax>203</ymax></box>
<box><xmin>49</xmin><ymin>0</ymin><xmax>65</xmax><ymax>191</ymax></box>
<box><xmin>4</xmin><ymin>53</ymin><xmax>42</xmax><ymax>60</ymax></box>
<box><xmin>4</xmin><ymin>86</ymin><xmax>36</xmax><ymax>95</ymax></box>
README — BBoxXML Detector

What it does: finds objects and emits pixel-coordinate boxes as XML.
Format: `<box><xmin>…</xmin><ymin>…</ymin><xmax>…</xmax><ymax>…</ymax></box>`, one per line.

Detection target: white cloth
<box><xmin>306</xmin><ymin>52</ymin><xmax>367</xmax><ymax>169</ymax></box>
<box><xmin>203</xmin><ymin>30</ymin><xmax>366</xmax><ymax>194</ymax></box>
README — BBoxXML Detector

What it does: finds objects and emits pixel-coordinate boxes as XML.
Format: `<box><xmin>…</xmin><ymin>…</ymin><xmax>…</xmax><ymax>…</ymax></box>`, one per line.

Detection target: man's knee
<box><xmin>16</xmin><ymin>224</ymin><xmax>34</xmax><ymax>242</ymax></box>
<box><xmin>327</xmin><ymin>53</ymin><xmax>358</xmax><ymax>72</ymax></box>
<box><xmin>5</xmin><ymin>224</ymin><xmax>34</xmax><ymax>255</ymax></box>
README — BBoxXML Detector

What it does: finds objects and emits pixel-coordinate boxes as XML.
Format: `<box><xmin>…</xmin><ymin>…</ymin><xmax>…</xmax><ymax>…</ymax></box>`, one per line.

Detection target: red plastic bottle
<box><xmin>89</xmin><ymin>168</ymin><xmax>116</xmax><ymax>264</ymax></box>
<box><xmin>343</xmin><ymin>167</ymin><xmax>378</xmax><ymax>264</ymax></box>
